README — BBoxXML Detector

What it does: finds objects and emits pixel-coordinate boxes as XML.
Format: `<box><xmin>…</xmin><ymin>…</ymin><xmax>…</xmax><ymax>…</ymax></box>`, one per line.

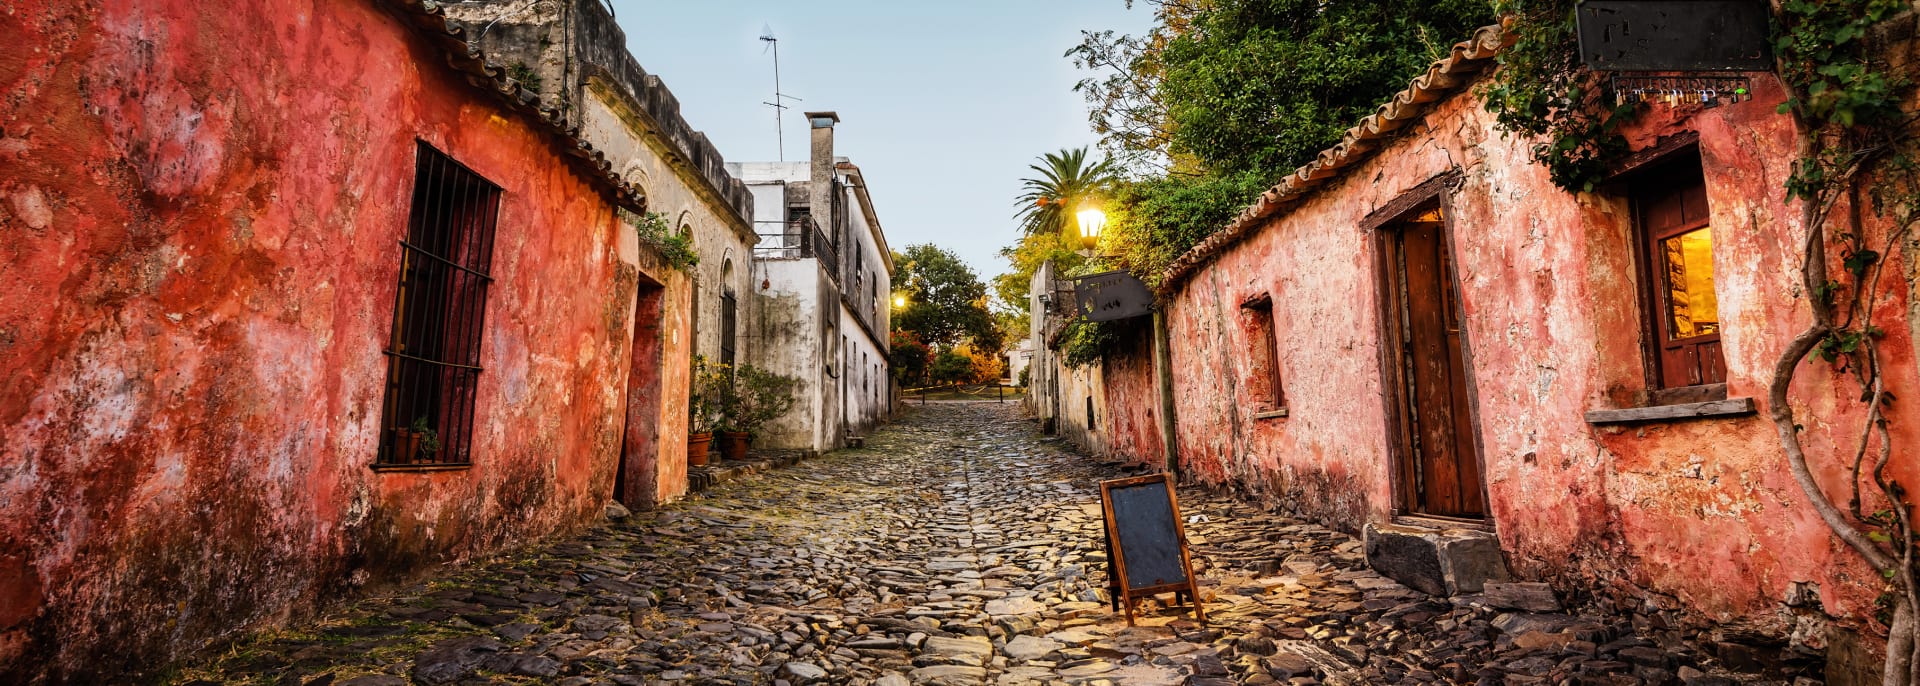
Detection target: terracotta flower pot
<box><xmin>391</xmin><ymin>429</ymin><xmax>420</xmax><ymax>463</ymax></box>
<box><xmin>719</xmin><ymin>431</ymin><xmax>751</xmax><ymax>461</ymax></box>
<box><xmin>687</xmin><ymin>432</ymin><xmax>713</xmax><ymax>467</ymax></box>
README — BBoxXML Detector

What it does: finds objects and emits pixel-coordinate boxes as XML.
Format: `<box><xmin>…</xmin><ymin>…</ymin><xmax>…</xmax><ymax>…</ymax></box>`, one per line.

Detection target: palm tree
<box><xmin>1013</xmin><ymin>147</ymin><xmax>1118</xmax><ymax>237</ymax></box>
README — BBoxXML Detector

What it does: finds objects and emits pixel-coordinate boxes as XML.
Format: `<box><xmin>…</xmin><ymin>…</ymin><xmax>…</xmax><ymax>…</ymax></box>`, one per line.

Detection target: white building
<box><xmin>729</xmin><ymin>113</ymin><xmax>894</xmax><ymax>452</ymax></box>
<box><xmin>1007</xmin><ymin>339</ymin><xmax>1036</xmax><ymax>386</ymax></box>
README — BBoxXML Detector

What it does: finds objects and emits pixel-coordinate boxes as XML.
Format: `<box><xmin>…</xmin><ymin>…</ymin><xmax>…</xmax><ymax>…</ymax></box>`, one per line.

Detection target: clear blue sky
<box><xmin>607</xmin><ymin>1</ymin><xmax>1153</xmax><ymax>280</ymax></box>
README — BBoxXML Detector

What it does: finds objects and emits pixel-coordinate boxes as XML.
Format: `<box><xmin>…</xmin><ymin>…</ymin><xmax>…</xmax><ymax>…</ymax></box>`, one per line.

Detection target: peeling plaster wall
<box><xmin>745</xmin><ymin>260</ymin><xmax>826</xmax><ymax>450</ymax></box>
<box><xmin>1099</xmin><ymin>332</ymin><xmax>1163</xmax><ymax>468</ymax></box>
<box><xmin>0</xmin><ymin>0</ymin><xmax>685</xmax><ymax>678</ymax></box>
<box><xmin>1054</xmin><ymin>362</ymin><xmax>1109</xmax><ymax>456</ymax></box>
<box><xmin>839</xmin><ymin>305</ymin><xmax>891</xmax><ymax>433</ymax></box>
<box><xmin>1159</xmin><ymin>76</ymin><xmax>1919</xmax><ymax>634</ymax></box>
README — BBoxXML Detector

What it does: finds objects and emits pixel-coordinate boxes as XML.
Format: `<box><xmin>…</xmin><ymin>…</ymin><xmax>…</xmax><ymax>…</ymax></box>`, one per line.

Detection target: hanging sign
<box><xmin>1576</xmin><ymin>1</ymin><xmax>1771</xmax><ymax>72</ymax></box>
<box><xmin>1072</xmin><ymin>270</ymin><xmax>1154</xmax><ymax>322</ymax></box>
<box><xmin>1099</xmin><ymin>473</ymin><xmax>1206</xmax><ymax>625</ymax></box>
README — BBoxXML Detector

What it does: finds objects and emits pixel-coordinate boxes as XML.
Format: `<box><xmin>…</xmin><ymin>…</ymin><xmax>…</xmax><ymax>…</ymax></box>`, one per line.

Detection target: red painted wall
<box><xmin>1156</xmin><ymin>76</ymin><xmax>1918</xmax><ymax>638</ymax></box>
<box><xmin>0</xmin><ymin>0</ymin><xmax>687</xmax><ymax>679</ymax></box>
<box><xmin>1099</xmin><ymin>332</ymin><xmax>1163</xmax><ymax>467</ymax></box>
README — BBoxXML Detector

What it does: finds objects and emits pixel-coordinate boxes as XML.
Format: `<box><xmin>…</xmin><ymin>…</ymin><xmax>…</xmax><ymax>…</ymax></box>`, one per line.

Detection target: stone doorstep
<box><xmin>1362</xmin><ymin>521</ymin><xmax>1511</xmax><ymax>597</ymax></box>
<box><xmin>687</xmin><ymin>450</ymin><xmax>807</xmax><ymax>493</ymax></box>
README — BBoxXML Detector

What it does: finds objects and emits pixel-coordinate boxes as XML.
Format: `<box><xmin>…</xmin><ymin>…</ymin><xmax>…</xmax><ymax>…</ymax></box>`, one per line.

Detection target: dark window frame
<box><xmin>1623</xmin><ymin>145</ymin><xmax>1728</xmax><ymax>400</ymax></box>
<box><xmin>374</xmin><ymin>142</ymin><xmax>502</xmax><ymax>471</ymax></box>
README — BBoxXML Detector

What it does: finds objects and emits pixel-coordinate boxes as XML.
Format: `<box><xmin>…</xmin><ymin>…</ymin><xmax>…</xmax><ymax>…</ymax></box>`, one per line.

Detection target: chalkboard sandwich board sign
<box><xmin>1098</xmin><ymin>472</ymin><xmax>1206</xmax><ymax>625</ymax></box>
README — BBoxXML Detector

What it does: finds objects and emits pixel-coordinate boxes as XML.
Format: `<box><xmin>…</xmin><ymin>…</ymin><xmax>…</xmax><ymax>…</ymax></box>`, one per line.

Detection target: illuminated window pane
<box><xmin>1661</xmin><ymin>227</ymin><xmax>1718</xmax><ymax>339</ymax></box>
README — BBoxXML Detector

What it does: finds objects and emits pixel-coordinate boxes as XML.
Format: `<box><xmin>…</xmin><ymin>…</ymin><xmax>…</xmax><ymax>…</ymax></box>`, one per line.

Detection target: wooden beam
<box><xmin>1584</xmin><ymin>397</ymin><xmax>1755</xmax><ymax>425</ymax></box>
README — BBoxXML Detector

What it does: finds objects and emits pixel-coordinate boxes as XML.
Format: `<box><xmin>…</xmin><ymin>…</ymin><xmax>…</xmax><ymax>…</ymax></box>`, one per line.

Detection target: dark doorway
<box><xmin>617</xmin><ymin>280</ymin><xmax>667</xmax><ymax>509</ymax></box>
<box><xmin>1379</xmin><ymin>204</ymin><xmax>1486</xmax><ymax>519</ymax></box>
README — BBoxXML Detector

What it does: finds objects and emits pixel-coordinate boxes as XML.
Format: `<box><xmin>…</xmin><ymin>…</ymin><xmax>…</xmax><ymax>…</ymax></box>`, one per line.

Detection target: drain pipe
<box><xmin>1152</xmin><ymin>306</ymin><xmax>1180</xmax><ymax>478</ymax></box>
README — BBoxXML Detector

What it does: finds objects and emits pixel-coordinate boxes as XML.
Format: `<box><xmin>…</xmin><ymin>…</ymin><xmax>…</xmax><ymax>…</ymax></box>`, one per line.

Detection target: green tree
<box><xmin>889</xmin><ymin>330</ymin><xmax>931</xmax><ymax>386</ymax></box>
<box><xmin>893</xmin><ymin>244</ymin><xmax>1002</xmax><ymax>353</ymax></box>
<box><xmin>928</xmin><ymin>349</ymin><xmax>973</xmax><ymax>386</ymax></box>
<box><xmin>1013</xmin><ymin>147</ymin><xmax>1120</xmax><ymax>238</ymax></box>
<box><xmin>1158</xmin><ymin>0</ymin><xmax>1492</xmax><ymax>176</ymax></box>
<box><xmin>992</xmin><ymin>230</ymin><xmax>1086</xmax><ymax>339</ymax></box>
<box><xmin>1102</xmin><ymin>170</ymin><xmax>1271</xmax><ymax>285</ymax></box>
<box><xmin>1050</xmin><ymin>0</ymin><xmax>1493</xmax><ymax>293</ymax></box>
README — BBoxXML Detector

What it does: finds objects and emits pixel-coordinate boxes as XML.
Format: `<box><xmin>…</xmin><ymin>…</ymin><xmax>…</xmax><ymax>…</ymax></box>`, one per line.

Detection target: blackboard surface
<box><xmin>1107</xmin><ymin>479</ymin><xmax>1187</xmax><ymax>590</ymax></box>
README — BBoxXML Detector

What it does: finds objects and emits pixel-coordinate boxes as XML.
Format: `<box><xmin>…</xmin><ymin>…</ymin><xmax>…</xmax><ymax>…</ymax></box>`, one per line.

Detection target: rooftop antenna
<box><xmin>759</xmin><ymin>26</ymin><xmax>801</xmax><ymax>161</ymax></box>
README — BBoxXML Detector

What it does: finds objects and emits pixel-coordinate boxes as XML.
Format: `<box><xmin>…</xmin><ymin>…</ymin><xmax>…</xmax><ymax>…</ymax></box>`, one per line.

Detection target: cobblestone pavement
<box><xmin>177</xmin><ymin>404</ymin><xmax>1776</xmax><ymax>686</ymax></box>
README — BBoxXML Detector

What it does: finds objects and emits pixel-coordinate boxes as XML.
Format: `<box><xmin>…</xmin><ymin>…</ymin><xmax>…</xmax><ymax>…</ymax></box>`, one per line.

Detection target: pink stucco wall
<box><xmin>1099</xmin><ymin>331</ymin><xmax>1163</xmax><ymax>467</ymax></box>
<box><xmin>1155</xmin><ymin>74</ymin><xmax>1918</xmax><ymax>637</ymax></box>
<box><xmin>0</xmin><ymin>0</ymin><xmax>689</xmax><ymax>679</ymax></box>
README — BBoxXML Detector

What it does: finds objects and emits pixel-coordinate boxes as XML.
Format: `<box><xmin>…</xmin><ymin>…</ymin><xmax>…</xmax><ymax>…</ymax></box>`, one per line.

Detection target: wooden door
<box><xmin>1385</xmin><ymin>211</ymin><xmax>1486</xmax><ymax>519</ymax></box>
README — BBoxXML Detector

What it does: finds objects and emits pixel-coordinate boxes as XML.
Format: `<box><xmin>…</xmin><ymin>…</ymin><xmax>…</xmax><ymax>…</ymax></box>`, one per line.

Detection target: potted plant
<box><xmin>393</xmin><ymin>416</ymin><xmax>442</xmax><ymax>463</ymax></box>
<box><xmin>686</xmin><ymin>356</ymin><xmax>728</xmax><ymax>467</ymax></box>
<box><xmin>718</xmin><ymin>364</ymin><xmax>799</xmax><ymax>460</ymax></box>
<box><xmin>716</xmin><ymin>379</ymin><xmax>752</xmax><ymax>461</ymax></box>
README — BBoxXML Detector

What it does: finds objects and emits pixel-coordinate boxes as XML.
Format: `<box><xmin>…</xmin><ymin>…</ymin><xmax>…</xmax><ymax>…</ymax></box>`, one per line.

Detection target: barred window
<box><xmin>375</xmin><ymin>142</ymin><xmax>502</xmax><ymax>469</ymax></box>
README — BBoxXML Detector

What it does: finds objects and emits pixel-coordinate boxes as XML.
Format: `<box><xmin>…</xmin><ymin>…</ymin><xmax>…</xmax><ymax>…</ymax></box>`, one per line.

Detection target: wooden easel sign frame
<box><xmin>1098</xmin><ymin>472</ymin><xmax>1206</xmax><ymax>625</ymax></box>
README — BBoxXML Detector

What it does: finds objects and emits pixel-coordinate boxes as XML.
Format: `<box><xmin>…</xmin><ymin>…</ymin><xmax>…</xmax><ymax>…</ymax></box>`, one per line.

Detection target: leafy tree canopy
<box><xmin>893</xmin><ymin>244</ymin><xmax>1002</xmax><ymax>354</ymax></box>
<box><xmin>1003</xmin><ymin>0</ymin><xmax>1493</xmax><ymax>366</ymax></box>
<box><xmin>1156</xmin><ymin>0</ymin><xmax>1492</xmax><ymax>177</ymax></box>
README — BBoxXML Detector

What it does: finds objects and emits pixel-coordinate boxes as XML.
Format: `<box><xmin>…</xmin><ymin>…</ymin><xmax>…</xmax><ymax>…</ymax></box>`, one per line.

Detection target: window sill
<box><xmin>1584</xmin><ymin>397</ymin><xmax>1755</xmax><ymax>425</ymax></box>
<box><xmin>1252</xmin><ymin>408</ymin><xmax>1289</xmax><ymax>420</ymax></box>
<box><xmin>371</xmin><ymin>463</ymin><xmax>474</xmax><ymax>473</ymax></box>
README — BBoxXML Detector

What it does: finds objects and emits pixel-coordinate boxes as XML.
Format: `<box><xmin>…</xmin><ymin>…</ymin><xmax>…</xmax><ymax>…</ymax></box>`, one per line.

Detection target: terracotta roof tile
<box><xmin>1155</xmin><ymin>24</ymin><xmax>1512</xmax><ymax>296</ymax></box>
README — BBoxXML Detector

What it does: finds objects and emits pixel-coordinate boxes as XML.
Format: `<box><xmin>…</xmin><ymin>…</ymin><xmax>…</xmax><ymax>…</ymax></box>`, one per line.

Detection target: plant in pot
<box><xmin>719</xmin><ymin>364</ymin><xmax>799</xmax><ymax>460</ymax></box>
<box><xmin>393</xmin><ymin>416</ymin><xmax>442</xmax><ymax>462</ymax></box>
<box><xmin>715</xmin><ymin>377</ymin><xmax>750</xmax><ymax>462</ymax></box>
<box><xmin>686</xmin><ymin>355</ymin><xmax>728</xmax><ymax>467</ymax></box>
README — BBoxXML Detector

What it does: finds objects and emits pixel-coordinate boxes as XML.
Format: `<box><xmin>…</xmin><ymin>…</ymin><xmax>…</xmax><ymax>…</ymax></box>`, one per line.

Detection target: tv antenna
<box><xmin>760</xmin><ymin>27</ymin><xmax>801</xmax><ymax>161</ymax></box>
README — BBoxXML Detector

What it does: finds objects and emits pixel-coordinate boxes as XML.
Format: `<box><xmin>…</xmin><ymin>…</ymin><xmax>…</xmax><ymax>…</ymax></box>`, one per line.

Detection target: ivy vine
<box><xmin>618</xmin><ymin>208</ymin><xmax>699</xmax><ymax>272</ymax></box>
<box><xmin>1479</xmin><ymin>0</ymin><xmax>1637</xmax><ymax>193</ymax></box>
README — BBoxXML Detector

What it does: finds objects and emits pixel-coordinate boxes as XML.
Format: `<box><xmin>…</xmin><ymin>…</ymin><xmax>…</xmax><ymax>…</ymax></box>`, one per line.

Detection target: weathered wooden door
<box><xmin>1384</xmin><ymin>209</ymin><xmax>1486</xmax><ymax>519</ymax></box>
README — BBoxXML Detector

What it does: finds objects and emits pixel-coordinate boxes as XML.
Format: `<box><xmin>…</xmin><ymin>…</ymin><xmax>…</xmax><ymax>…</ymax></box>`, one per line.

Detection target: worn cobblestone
<box><xmin>174</xmin><ymin>404</ymin><xmax>1784</xmax><ymax>686</ymax></box>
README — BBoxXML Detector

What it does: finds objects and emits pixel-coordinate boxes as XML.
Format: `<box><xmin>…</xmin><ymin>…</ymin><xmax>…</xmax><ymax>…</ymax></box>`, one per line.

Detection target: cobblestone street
<box><xmin>179</xmin><ymin>404</ymin><xmax>1771</xmax><ymax>686</ymax></box>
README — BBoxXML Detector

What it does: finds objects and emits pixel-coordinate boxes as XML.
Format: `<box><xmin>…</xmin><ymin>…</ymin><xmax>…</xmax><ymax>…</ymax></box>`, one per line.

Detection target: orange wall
<box><xmin>0</xmin><ymin>0</ymin><xmax>685</xmax><ymax>678</ymax></box>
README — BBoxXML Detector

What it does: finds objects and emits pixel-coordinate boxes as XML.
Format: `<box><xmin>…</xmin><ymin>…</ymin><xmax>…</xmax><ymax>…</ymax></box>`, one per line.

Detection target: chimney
<box><xmin>805</xmin><ymin>111</ymin><xmax>839</xmax><ymax>234</ymax></box>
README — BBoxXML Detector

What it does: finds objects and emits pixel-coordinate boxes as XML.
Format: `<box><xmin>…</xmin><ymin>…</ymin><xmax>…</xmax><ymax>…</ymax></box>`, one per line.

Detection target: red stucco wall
<box><xmin>1099</xmin><ymin>331</ymin><xmax>1163</xmax><ymax>467</ymax></box>
<box><xmin>1159</xmin><ymin>75</ymin><xmax>1918</xmax><ymax>637</ymax></box>
<box><xmin>0</xmin><ymin>0</ymin><xmax>687</xmax><ymax>679</ymax></box>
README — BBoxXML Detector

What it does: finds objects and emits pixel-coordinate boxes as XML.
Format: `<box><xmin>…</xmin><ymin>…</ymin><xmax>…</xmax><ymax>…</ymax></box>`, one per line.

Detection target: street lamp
<box><xmin>1075</xmin><ymin>206</ymin><xmax>1106</xmax><ymax>254</ymax></box>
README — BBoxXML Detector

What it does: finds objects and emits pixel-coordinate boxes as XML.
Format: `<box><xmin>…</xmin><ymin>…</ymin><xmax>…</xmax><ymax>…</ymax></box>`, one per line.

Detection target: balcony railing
<box><xmin>754</xmin><ymin>218</ymin><xmax>839</xmax><ymax>283</ymax></box>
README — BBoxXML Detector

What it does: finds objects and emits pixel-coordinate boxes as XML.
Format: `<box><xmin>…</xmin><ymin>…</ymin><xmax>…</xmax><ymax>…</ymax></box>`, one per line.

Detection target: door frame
<box><xmin>1364</xmin><ymin>171</ymin><xmax>1493</xmax><ymax>522</ymax></box>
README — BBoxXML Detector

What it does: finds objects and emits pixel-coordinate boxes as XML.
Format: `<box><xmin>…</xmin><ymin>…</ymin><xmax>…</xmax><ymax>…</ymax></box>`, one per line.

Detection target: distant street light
<box><xmin>1075</xmin><ymin>206</ymin><xmax>1106</xmax><ymax>253</ymax></box>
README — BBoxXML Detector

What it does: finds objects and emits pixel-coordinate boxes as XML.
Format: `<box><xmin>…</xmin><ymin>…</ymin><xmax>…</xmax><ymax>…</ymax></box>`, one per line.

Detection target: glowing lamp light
<box><xmin>1075</xmin><ymin>207</ymin><xmax>1107</xmax><ymax>251</ymax></box>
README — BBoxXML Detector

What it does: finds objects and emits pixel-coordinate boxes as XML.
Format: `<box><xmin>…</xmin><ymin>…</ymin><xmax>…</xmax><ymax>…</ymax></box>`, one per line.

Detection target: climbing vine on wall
<box><xmin>1479</xmin><ymin>0</ymin><xmax>1637</xmax><ymax>192</ymax></box>
<box><xmin>618</xmin><ymin>209</ymin><xmax>699</xmax><ymax>272</ymax></box>
<box><xmin>1767</xmin><ymin>1</ymin><xmax>1920</xmax><ymax>682</ymax></box>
